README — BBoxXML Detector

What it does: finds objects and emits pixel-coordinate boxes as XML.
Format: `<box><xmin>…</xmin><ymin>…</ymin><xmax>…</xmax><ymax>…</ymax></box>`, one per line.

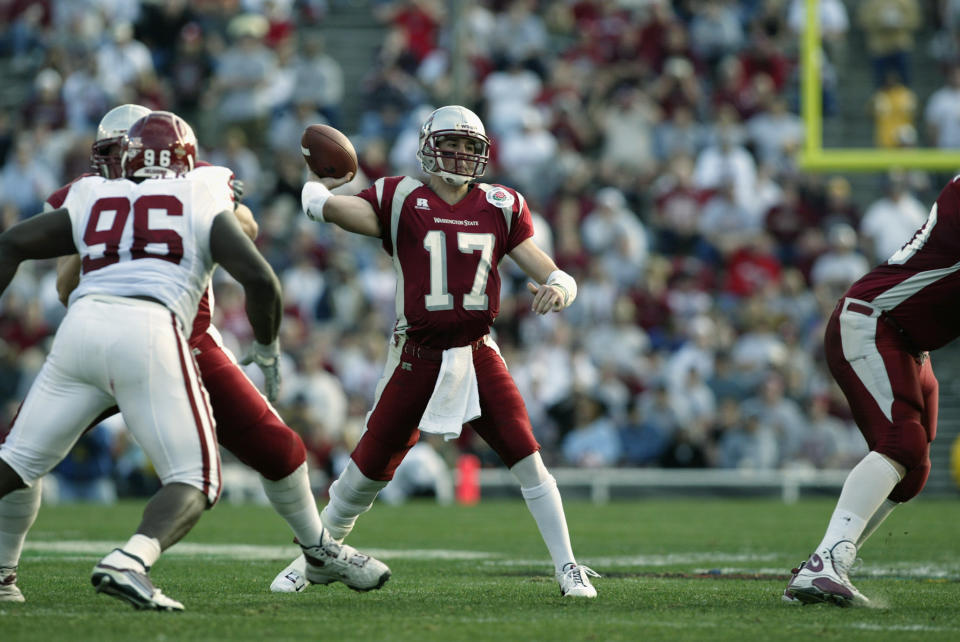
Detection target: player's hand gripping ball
<box><xmin>300</xmin><ymin>124</ymin><xmax>358</xmax><ymax>179</ymax></box>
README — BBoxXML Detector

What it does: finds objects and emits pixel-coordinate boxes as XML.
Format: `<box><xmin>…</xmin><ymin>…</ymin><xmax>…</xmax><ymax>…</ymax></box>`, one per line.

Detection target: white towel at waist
<box><xmin>419</xmin><ymin>344</ymin><xmax>481</xmax><ymax>441</ymax></box>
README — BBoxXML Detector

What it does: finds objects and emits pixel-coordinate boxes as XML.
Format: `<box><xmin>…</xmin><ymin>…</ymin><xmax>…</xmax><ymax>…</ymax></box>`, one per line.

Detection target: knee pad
<box><xmin>875</xmin><ymin>420</ymin><xmax>928</xmax><ymax>470</ymax></box>
<box><xmin>889</xmin><ymin>458</ymin><xmax>930</xmax><ymax>503</ymax></box>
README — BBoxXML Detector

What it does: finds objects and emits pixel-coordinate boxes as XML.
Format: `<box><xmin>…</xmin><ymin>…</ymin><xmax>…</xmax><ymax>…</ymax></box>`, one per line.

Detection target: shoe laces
<box><xmin>561</xmin><ymin>564</ymin><xmax>600</xmax><ymax>586</ymax></box>
<box><xmin>0</xmin><ymin>566</ymin><xmax>16</xmax><ymax>585</ymax></box>
<box><xmin>789</xmin><ymin>560</ymin><xmax>806</xmax><ymax>576</ymax></box>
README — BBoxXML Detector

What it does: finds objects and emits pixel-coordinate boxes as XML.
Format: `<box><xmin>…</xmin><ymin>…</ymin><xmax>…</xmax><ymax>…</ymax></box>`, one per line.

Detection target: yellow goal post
<box><xmin>799</xmin><ymin>0</ymin><xmax>960</xmax><ymax>171</ymax></box>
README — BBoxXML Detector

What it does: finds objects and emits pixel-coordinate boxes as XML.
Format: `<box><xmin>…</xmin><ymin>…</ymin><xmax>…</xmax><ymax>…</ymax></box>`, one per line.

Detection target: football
<box><xmin>300</xmin><ymin>124</ymin><xmax>358</xmax><ymax>179</ymax></box>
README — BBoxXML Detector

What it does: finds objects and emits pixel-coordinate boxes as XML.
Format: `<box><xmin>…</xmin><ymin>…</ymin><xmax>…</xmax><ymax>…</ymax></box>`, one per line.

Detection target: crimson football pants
<box><xmin>825</xmin><ymin>303</ymin><xmax>937</xmax><ymax>502</ymax></box>
<box><xmin>352</xmin><ymin>342</ymin><xmax>539</xmax><ymax>480</ymax></box>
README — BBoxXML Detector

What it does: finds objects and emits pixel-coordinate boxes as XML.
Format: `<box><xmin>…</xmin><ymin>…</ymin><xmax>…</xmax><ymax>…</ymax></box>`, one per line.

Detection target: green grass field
<box><xmin>3</xmin><ymin>496</ymin><xmax>959</xmax><ymax>641</ymax></box>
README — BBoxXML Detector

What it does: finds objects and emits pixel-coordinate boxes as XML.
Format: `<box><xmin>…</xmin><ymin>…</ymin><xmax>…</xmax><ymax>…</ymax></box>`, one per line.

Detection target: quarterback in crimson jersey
<box><xmin>785</xmin><ymin>175</ymin><xmax>960</xmax><ymax>607</ymax></box>
<box><xmin>273</xmin><ymin>105</ymin><xmax>598</xmax><ymax>598</ymax></box>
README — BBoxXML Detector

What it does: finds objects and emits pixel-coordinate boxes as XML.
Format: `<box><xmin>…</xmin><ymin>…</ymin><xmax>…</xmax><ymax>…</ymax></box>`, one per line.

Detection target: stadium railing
<box><xmin>476</xmin><ymin>468</ymin><xmax>850</xmax><ymax>504</ymax></box>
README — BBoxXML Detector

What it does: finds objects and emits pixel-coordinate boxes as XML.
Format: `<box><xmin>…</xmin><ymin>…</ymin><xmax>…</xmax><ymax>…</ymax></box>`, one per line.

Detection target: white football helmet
<box><xmin>417</xmin><ymin>105</ymin><xmax>490</xmax><ymax>186</ymax></box>
<box><xmin>91</xmin><ymin>104</ymin><xmax>151</xmax><ymax>178</ymax></box>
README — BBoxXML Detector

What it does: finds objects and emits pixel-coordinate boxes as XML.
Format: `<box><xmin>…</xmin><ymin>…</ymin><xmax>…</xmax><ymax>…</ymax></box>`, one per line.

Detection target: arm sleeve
<box><xmin>357</xmin><ymin>177</ymin><xmax>393</xmax><ymax>254</ymax></box>
<box><xmin>506</xmin><ymin>189</ymin><xmax>535</xmax><ymax>253</ymax></box>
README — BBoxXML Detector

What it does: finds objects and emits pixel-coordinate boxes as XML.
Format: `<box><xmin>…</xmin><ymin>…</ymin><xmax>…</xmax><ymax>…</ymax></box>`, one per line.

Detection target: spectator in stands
<box><xmin>290</xmin><ymin>33</ymin><xmax>345</xmax><ymax>127</ymax></box>
<box><xmin>562</xmin><ymin>393</ymin><xmax>622</xmax><ymax>467</ymax></box>
<box><xmin>580</xmin><ymin>187</ymin><xmax>648</xmax><ymax>269</ymax></box>
<box><xmin>742</xmin><ymin>371</ymin><xmax>807</xmax><ymax>464</ymax></box>
<box><xmin>810</xmin><ymin>223</ymin><xmax>871</xmax><ymax>299</ymax></box>
<box><xmin>21</xmin><ymin>68</ymin><xmax>67</xmax><ymax>132</ymax></box>
<box><xmin>858</xmin><ymin>0</ymin><xmax>922</xmax><ymax>87</ymax></box>
<box><xmin>490</xmin><ymin>0</ymin><xmax>548</xmax><ymax>72</ymax></box>
<box><xmin>870</xmin><ymin>70</ymin><xmax>918</xmax><ymax>148</ymax></box>
<box><xmin>498</xmin><ymin>107</ymin><xmax>558</xmax><ymax>203</ymax></box>
<box><xmin>694</xmin><ymin>117</ymin><xmax>757</xmax><ymax>210</ymax></box>
<box><xmin>208</xmin><ymin>128</ymin><xmax>264</xmax><ymax>208</ymax></box>
<box><xmin>747</xmin><ymin>95</ymin><xmax>804</xmax><ymax>173</ymax></box>
<box><xmin>621</xmin><ymin>381</ymin><xmax>679</xmax><ymax>466</ymax></box>
<box><xmin>133</xmin><ymin>0</ymin><xmax>196</xmax><ymax>75</ymax></box>
<box><xmin>0</xmin><ymin>137</ymin><xmax>57</xmax><ymax>218</ymax></box>
<box><xmin>786</xmin><ymin>0</ymin><xmax>850</xmax><ymax>61</ymax></box>
<box><xmin>483</xmin><ymin>56</ymin><xmax>542</xmax><ymax>138</ymax></box>
<box><xmin>95</xmin><ymin>21</ymin><xmax>155</xmax><ymax>100</ymax></box>
<box><xmin>167</xmin><ymin>23</ymin><xmax>213</xmax><ymax>125</ymax></box>
<box><xmin>859</xmin><ymin>170</ymin><xmax>928</xmax><ymax>264</ymax></box>
<box><xmin>593</xmin><ymin>86</ymin><xmax>660</xmax><ymax>179</ymax></box>
<box><xmin>697</xmin><ymin>176</ymin><xmax>755</xmax><ymax>262</ymax></box>
<box><xmin>650</xmin><ymin>56</ymin><xmax>702</xmax><ymax>121</ymax></box>
<box><xmin>715</xmin><ymin>398</ymin><xmax>779</xmax><ymax>470</ymax></box>
<box><xmin>689</xmin><ymin>0</ymin><xmax>745</xmax><ymax>72</ymax></box>
<box><xmin>923</xmin><ymin>64</ymin><xmax>960</xmax><ymax>149</ymax></box>
<box><xmin>654</xmin><ymin>105</ymin><xmax>705</xmax><ymax>164</ymax></box>
<box><xmin>210</xmin><ymin>14</ymin><xmax>277</xmax><ymax>146</ymax></box>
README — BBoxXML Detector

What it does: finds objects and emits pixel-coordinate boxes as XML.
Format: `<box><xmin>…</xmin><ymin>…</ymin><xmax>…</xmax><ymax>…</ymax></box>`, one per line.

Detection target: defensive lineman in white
<box><xmin>0</xmin><ymin>111</ymin><xmax>283</xmax><ymax>611</ymax></box>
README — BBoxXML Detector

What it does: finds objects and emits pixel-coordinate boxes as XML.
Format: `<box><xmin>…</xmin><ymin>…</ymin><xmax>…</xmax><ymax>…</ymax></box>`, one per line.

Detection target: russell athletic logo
<box><xmin>485</xmin><ymin>187</ymin><xmax>515</xmax><ymax>209</ymax></box>
<box><xmin>415</xmin><ymin>197</ymin><xmax>430</xmax><ymax>209</ymax></box>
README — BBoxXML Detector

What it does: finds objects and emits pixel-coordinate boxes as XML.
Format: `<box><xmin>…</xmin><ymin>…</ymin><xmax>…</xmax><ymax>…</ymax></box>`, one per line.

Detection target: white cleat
<box><xmin>299</xmin><ymin>531</ymin><xmax>391</xmax><ymax>592</ymax></box>
<box><xmin>91</xmin><ymin>549</ymin><xmax>184</xmax><ymax>611</ymax></box>
<box><xmin>782</xmin><ymin>560</ymin><xmax>806</xmax><ymax>603</ymax></box>
<box><xmin>0</xmin><ymin>566</ymin><xmax>24</xmax><ymax>603</ymax></box>
<box><xmin>786</xmin><ymin>540</ymin><xmax>869</xmax><ymax>607</ymax></box>
<box><xmin>557</xmin><ymin>563</ymin><xmax>599</xmax><ymax>598</ymax></box>
<box><xmin>270</xmin><ymin>555</ymin><xmax>308</xmax><ymax>593</ymax></box>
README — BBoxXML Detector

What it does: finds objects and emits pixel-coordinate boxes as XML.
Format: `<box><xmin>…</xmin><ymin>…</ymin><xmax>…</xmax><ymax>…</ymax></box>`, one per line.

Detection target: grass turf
<box><xmin>3</xmin><ymin>496</ymin><xmax>959</xmax><ymax>641</ymax></box>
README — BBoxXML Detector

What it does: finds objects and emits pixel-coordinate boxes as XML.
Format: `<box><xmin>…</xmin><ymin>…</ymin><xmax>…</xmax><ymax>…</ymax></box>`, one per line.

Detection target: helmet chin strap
<box><xmin>441</xmin><ymin>173</ymin><xmax>470</xmax><ymax>186</ymax></box>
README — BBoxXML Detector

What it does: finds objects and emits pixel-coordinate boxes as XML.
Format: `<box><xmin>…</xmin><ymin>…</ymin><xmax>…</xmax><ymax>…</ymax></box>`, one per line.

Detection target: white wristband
<box><xmin>301</xmin><ymin>181</ymin><xmax>332</xmax><ymax>222</ymax></box>
<box><xmin>546</xmin><ymin>269</ymin><xmax>577</xmax><ymax>308</ymax></box>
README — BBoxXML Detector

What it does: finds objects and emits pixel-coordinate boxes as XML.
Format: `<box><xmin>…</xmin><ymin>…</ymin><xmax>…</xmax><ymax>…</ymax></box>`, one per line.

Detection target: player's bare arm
<box><xmin>209</xmin><ymin>210</ymin><xmax>282</xmax><ymax>345</ymax></box>
<box><xmin>55</xmin><ymin>254</ymin><xmax>82</xmax><ymax>306</ymax></box>
<box><xmin>0</xmin><ymin>209</ymin><xmax>77</xmax><ymax>294</ymax></box>
<box><xmin>509</xmin><ymin>238</ymin><xmax>578</xmax><ymax>315</ymax></box>
<box><xmin>234</xmin><ymin>202</ymin><xmax>259</xmax><ymax>241</ymax></box>
<box><xmin>302</xmin><ymin>172</ymin><xmax>381</xmax><ymax>237</ymax></box>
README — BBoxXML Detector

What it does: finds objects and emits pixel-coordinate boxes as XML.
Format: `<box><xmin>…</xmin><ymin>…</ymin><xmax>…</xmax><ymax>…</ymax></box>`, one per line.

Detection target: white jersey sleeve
<box><xmin>66</xmin><ymin>166</ymin><xmax>235</xmax><ymax>331</ymax></box>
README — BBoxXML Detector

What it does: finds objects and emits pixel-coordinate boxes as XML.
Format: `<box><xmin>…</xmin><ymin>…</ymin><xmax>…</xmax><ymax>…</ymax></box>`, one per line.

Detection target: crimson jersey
<box><xmin>846</xmin><ymin>175</ymin><xmax>960</xmax><ymax>351</ymax></box>
<box><xmin>357</xmin><ymin>177</ymin><xmax>534</xmax><ymax>348</ymax></box>
<box><xmin>46</xmin><ymin>163</ymin><xmax>219</xmax><ymax>346</ymax></box>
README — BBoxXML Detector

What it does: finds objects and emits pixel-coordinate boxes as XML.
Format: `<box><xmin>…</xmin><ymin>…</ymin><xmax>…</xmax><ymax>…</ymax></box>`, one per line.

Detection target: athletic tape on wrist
<box><xmin>546</xmin><ymin>269</ymin><xmax>577</xmax><ymax>307</ymax></box>
<box><xmin>301</xmin><ymin>181</ymin><xmax>332</xmax><ymax>222</ymax></box>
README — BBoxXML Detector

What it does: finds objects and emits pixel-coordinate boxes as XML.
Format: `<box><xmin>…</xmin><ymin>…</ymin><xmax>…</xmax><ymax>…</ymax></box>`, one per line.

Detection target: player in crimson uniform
<box><xmin>0</xmin><ymin>110</ymin><xmax>283</xmax><ymax>610</ymax></box>
<box><xmin>785</xmin><ymin>174</ymin><xmax>960</xmax><ymax>606</ymax></box>
<box><xmin>273</xmin><ymin>105</ymin><xmax>598</xmax><ymax>598</ymax></box>
<box><xmin>0</xmin><ymin>107</ymin><xmax>389</xmax><ymax>606</ymax></box>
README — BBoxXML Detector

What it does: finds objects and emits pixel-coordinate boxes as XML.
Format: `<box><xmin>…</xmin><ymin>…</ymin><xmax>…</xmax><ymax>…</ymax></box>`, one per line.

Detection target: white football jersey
<box><xmin>65</xmin><ymin>165</ymin><xmax>234</xmax><ymax>331</ymax></box>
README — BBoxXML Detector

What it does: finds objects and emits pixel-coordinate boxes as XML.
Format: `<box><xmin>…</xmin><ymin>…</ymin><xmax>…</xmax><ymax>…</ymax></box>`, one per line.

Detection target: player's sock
<box><xmin>119</xmin><ymin>534</ymin><xmax>161</xmax><ymax>570</ymax></box>
<box><xmin>260</xmin><ymin>462</ymin><xmax>324</xmax><ymax>546</ymax></box>
<box><xmin>856</xmin><ymin>498</ymin><xmax>898</xmax><ymax>548</ymax></box>
<box><xmin>319</xmin><ymin>460</ymin><xmax>387</xmax><ymax>543</ymax></box>
<box><xmin>0</xmin><ymin>482</ymin><xmax>42</xmax><ymax>568</ymax></box>
<box><xmin>816</xmin><ymin>451</ymin><xmax>902</xmax><ymax>555</ymax></box>
<box><xmin>511</xmin><ymin>453</ymin><xmax>576</xmax><ymax>574</ymax></box>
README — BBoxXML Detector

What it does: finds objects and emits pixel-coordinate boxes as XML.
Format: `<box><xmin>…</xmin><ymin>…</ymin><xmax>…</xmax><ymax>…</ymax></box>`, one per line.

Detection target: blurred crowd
<box><xmin>2</xmin><ymin>0</ymin><xmax>959</xmax><ymax>502</ymax></box>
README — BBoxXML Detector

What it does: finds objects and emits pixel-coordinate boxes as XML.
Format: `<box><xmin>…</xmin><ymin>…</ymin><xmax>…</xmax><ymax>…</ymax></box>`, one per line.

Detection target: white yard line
<box><xmin>21</xmin><ymin>542</ymin><xmax>960</xmax><ymax>580</ymax></box>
